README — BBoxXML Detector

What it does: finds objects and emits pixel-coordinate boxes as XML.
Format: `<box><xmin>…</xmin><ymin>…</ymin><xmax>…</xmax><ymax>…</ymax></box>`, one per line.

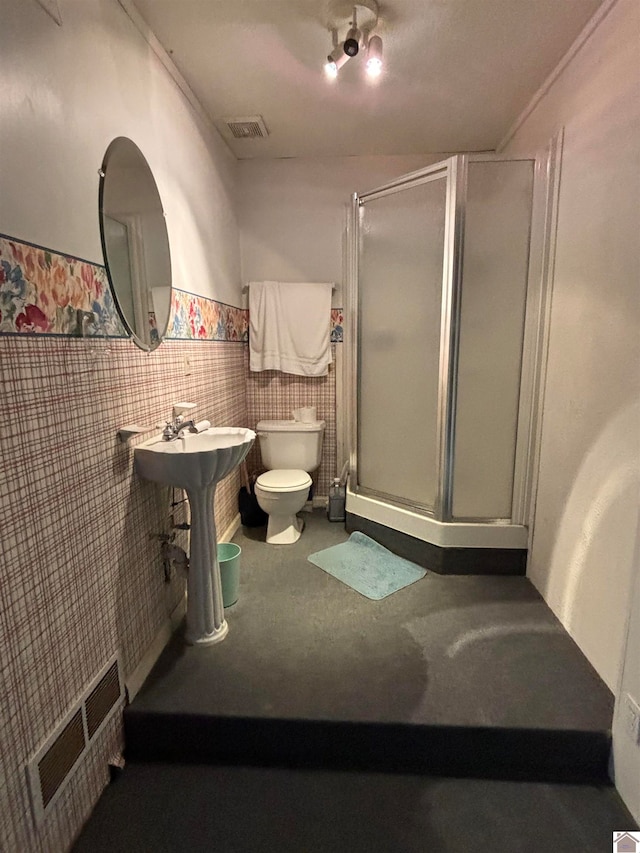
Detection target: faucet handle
<box><xmin>161</xmin><ymin>422</ymin><xmax>175</xmax><ymax>440</ymax></box>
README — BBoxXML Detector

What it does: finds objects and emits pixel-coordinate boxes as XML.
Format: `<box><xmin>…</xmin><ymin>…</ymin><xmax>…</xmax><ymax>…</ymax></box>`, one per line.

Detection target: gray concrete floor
<box><xmin>132</xmin><ymin>511</ymin><xmax>612</xmax><ymax>732</ymax></box>
<box><xmin>72</xmin><ymin>763</ymin><xmax>637</xmax><ymax>853</ymax></box>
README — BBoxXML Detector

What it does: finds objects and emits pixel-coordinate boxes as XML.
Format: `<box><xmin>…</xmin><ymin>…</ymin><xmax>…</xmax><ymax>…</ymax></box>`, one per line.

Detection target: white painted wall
<box><xmin>503</xmin><ymin>0</ymin><xmax>639</xmax><ymax>689</ymax></box>
<box><xmin>0</xmin><ymin>0</ymin><xmax>241</xmax><ymax>306</ymax></box>
<box><xmin>503</xmin><ymin>0</ymin><xmax>640</xmax><ymax>820</ymax></box>
<box><xmin>237</xmin><ymin>154</ymin><xmax>446</xmax><ymax>308</ymax></box>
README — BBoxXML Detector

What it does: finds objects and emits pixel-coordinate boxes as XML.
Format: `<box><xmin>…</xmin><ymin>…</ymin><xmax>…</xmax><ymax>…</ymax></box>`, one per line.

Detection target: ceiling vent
<box><xmin>223</xmin><ymin>116</ymin><xmax>269</xmax><ymax>139</ymax></box>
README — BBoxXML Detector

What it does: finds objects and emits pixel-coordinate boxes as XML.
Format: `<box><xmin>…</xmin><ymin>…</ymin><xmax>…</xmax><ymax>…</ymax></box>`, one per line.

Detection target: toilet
<box><xmin>254</xmin><ymin>419</ymin><xmax>325</xmax><ymax>544</ymax></box>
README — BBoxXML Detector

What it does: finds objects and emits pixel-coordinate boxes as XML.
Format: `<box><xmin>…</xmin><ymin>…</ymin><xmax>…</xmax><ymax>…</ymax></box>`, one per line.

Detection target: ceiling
<box><xmin>130</xmin><ymin>0</ymin><xmax>604</xmax><ymax>159</ymax></box>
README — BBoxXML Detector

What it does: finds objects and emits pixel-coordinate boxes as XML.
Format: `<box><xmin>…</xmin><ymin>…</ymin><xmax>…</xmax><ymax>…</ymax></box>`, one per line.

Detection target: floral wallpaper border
<box><xmin>169</xmin><ymin>297</ymin><xmax>343</xmax><ymax>343</ymax></box>
<box><xmin>0</xmin><ymin>234</ymin><xmax>343</xmax><ymax>343</ymax></box>
<box><xmin>167</xmin><ymin>289</ymin><xmax>247</xmax><ymax>342</ymax></box>
<box><xmin>0</xmin><ymin>234</ymin><xmax>127</xmax><ymax>337</ymax></box>
<box><xmin>331</xmin><ymin>308</ymin><xmax>343</xmax><ymax>343</ymax></box>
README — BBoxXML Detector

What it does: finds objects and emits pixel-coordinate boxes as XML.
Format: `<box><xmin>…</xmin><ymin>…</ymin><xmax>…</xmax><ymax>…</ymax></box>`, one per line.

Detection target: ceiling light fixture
<box><xmin>323</xmin><ymin>2</ymin><xmax>383</xmax><ymax>81</ymax></box>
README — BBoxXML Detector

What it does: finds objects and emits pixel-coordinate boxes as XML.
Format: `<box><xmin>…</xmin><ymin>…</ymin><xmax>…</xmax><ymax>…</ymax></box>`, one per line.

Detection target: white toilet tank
<box><xmin>256</xmin><ymin>420</ymin><xmax>325</xmax><ymax>472</ymax></box>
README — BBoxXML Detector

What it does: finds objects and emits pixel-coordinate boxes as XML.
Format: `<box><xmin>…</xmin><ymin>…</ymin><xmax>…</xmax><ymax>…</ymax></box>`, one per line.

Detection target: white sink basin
<box><xmin>134</xmin><ymin>427</ymin><xmax>255</xmax><ymax>646</ymax></box>
<box><xmin>134</xmin><ymin>427</ymin><xmax>255</xmax><ymax>491</ymax></box>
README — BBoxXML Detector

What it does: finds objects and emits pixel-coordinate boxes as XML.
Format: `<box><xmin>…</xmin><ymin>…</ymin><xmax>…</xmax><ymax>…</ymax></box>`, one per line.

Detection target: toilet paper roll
<box><xmin>194</xmin><ymin>420</ymin><xmax>211</xmax><ymax>433</ymax></box>
<box><xmin>300</xmin><ymin>407</ymin><xmax>316</xmax><ymax>423</ymax></box>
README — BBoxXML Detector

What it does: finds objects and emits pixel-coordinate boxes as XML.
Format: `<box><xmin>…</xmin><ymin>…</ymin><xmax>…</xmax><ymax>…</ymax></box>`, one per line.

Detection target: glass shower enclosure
<box><xmin>346</xmin><ymin>154</ymin><xmax>538</xmax><ymax>554</ymax></box>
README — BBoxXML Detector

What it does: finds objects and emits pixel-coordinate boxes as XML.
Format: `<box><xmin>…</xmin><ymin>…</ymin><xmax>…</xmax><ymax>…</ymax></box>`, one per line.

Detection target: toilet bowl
<box><xmin>254</xmin><ymin>469</ymin><xmax>313</xmax><ymax>544</ymax></box>
<box><xmin>254</xmin><ymin>419</ymin><xmax>325</xmax><ymax>544</ymax></box>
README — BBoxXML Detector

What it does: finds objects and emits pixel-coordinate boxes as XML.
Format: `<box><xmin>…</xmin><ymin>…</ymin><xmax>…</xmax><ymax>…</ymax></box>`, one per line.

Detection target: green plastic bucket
<box><xmin>217</xmin><ymin>542</ymin><xmax>241</xmax><ymax>607</ymax></box>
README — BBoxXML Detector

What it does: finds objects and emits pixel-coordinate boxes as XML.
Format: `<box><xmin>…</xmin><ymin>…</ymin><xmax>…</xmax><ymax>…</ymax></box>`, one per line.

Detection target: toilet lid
<box><xmin>256</xmin><ymin>419</ymin><xmax>325</xmax><ymax>432</ymax></box>
<box><xmin>256</xmin><ymin>469</ymin><xmax>312</xmax><ymax>492</ymax></box>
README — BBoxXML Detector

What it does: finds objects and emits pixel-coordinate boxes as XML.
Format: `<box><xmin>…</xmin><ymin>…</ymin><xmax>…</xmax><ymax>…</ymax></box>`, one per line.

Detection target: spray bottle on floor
<box><xmin>327</xmin><ymin>461</ymin><xmax>348</xmax><ymax>522</ymax></box>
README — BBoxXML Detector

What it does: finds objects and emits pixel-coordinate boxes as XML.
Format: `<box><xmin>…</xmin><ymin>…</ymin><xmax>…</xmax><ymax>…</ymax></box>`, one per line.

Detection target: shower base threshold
<box><xmin>345</xmin><ymin>512</ymin><xmax>527</xmax><ymax>575</ymax></box>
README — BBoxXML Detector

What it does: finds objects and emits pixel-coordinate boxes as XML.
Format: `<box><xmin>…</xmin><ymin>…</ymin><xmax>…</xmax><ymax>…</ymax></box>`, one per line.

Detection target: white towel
<box><xmin>249</xmin><ymin>281</ymin><xmax>333</xmax><ymax>376</ymax></box>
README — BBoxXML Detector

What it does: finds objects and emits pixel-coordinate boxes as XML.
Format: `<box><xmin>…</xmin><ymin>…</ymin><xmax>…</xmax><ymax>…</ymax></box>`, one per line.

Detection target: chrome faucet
<box><xmin>162</xmin><ymin>417</ymin><xmax>199</xmax><ymax>442</ymax></box>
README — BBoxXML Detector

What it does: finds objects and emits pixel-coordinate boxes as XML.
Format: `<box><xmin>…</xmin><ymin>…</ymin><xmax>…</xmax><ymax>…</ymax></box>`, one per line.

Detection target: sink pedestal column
<box><xmin>184</xmin><ymin>484</ymin><xmax>228</xmax><ymax>645</ymax></box>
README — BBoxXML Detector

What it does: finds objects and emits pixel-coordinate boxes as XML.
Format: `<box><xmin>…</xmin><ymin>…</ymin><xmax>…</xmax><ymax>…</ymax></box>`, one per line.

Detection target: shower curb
<box><xmin>346</xmin><ymin>513</ymin><xmax>528</xmax><ymax>575</ymax></box>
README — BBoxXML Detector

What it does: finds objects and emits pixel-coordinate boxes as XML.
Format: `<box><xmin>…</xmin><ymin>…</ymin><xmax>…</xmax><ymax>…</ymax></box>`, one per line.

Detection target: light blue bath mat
<box><xmin>307</xmin><ymin>531</ymin><xmax>427</xmax><ymax>600</ymax></box>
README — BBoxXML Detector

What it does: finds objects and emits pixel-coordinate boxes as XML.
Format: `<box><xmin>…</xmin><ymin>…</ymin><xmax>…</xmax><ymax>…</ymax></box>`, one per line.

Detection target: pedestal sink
<box><xmin>134</xmin><ymin>427</ymin><xmax>255</xmax><ymax>645</ymax></box>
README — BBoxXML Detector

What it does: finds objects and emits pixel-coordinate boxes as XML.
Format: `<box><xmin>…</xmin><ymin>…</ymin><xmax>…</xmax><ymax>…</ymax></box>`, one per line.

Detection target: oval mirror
<box><xmin>99</xmin><ymin>138</ymin><xmax>172</xmax><ymax>351</ymax></box>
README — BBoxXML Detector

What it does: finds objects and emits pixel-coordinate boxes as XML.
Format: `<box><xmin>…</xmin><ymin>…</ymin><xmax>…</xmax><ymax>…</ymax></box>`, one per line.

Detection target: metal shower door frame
<box><xmin>346</xmin><ymin>155</ymin><xmax>467</xmax><ymax>523</ymax></box>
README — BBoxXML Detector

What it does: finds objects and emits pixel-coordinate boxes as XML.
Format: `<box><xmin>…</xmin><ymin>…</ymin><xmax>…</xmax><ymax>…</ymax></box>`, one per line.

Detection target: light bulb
<box><xmin>366</xmin><ymin>56</ymin><xmax>382</xmax><ymax>78</ymax></box>
<box><xmin>324</xmin><ymin>59</ymin><xmax>339</xmax><ymax>79</ymax></box>
<box><xmin>366</xmin><ymin>35</ymin><xmax>383</xmax><ymax>79</ymax></box>
<box><xmin>324</xmin><ymin>44</ymin><xmax>349</xmax><ymax>79</ymax></box>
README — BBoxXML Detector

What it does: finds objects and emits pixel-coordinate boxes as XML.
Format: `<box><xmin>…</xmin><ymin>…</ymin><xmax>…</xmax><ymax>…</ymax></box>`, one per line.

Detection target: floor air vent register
<box><xmin>27</xmin><ymin>656</ymin><xmax>124</xmax><ymax>824</ymax></box>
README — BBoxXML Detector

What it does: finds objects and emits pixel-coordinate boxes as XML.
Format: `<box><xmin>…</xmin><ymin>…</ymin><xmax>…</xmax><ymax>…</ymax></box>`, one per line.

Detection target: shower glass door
<box><xmin>356</xmin><ymin>169</ymin><xmax>449</xmax><ymax>513</ymax></box>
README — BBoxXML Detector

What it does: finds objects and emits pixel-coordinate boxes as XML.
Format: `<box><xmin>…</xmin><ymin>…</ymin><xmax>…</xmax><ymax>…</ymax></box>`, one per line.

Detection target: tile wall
<box><xmin>0</xmin><ymin>235</ymin><xmax>249</xmax><ymax>852</ymax></box>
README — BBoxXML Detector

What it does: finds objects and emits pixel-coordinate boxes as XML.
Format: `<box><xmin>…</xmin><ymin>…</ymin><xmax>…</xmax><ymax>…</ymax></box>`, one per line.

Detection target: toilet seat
<box><xmin>256</xmin><ymin>469</ymin><xmax>312</xmax><ymax>493</ymax></box>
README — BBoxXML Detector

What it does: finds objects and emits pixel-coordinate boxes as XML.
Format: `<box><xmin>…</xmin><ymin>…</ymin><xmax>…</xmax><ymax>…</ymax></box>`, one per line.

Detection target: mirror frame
<box><xmin>98</xmin><ymin>137</ymin><xmax>172</xmax><ymax>352</ymax></box>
